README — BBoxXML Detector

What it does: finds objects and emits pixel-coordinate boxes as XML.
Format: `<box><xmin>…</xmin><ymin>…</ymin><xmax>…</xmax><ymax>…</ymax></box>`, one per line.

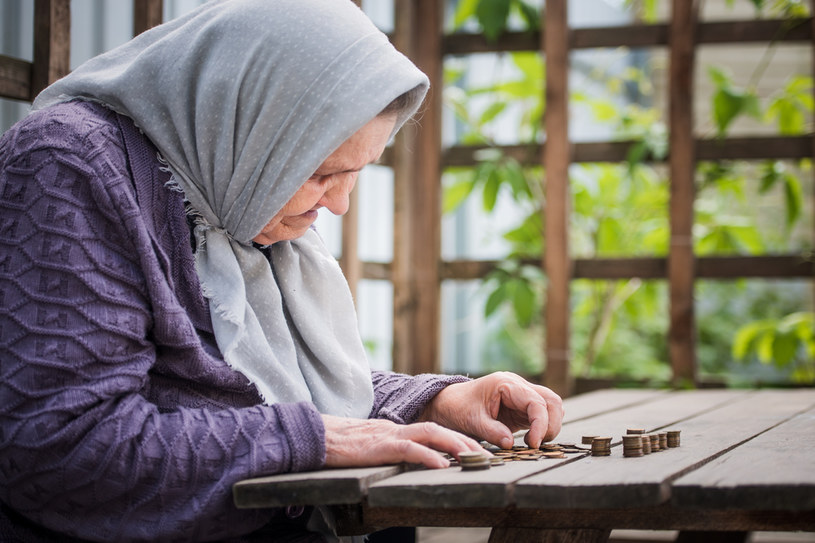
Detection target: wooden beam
<box><xmin>440</xmin><ymin>136</ymin><xmax>812</xmax><ymax>168</ymax></box>
<box><xmin>133</xmin><ymin>0</ymin><xmax>163</xmax><ymax>36</ymax></box>
<box><xmin>441</xmin><ymin>18</ymin><xmax>811</xmax><ymax>55</ymax></box>
<box><xmin>32</xmin><ymin>0</ymin><xmax>70</xmax><ymax>100</ymax></box>
<box><xmin>0</xmin><ymin>55</ymin><xmax>31</xmax><ymax>101</ymax></box>
<box><xmin>668</xmin><ymin>0</ymin><xmax>699</xmax><ymax>386</ymax></box>
<box><xmin>391</xmin><ymin>0</ymin><xmax>443</xmax><ymax>375</ymax></box>
<box><xmin>436</xmin><ymin>255</ymin><xmax>815</xmax><ymax>282</ymax></box>
<box><xmin>543</xmin><ymin>0</ymin><xmax>572</xmax><ymax>396</ymax></box>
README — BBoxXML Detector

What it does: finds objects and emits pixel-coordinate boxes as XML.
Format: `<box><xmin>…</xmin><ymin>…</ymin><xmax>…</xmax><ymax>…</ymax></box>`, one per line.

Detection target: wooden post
<box><xmin>133</xmin><ymin>0</ymin><xmax>163</xmax><ymax>36</ymax></box>
<box><xmin>543</xmin><ymin>0</ymin><xmax>573</xmax><ymax>396</ymax></box>
<box><xmin>668</xmin><ymin>0</ymin><xmax>699</xmax><ymax>386</ymax></box>
<box><xmin>340</xmin><ymin>190</ymin><xmax>362</xmax><ymax>302</ymax></box>
<box><xmin>811</xmin><ymin>0</ymin><xmax>815</xmax><ymax>334</ymax></box>
<box><xmin>31</xmin><ymin>0</ymin><xmax>70</xmax><ymax>100</ymax></box>
<box><xmin>391</xmin><ymin>0</ymin><xmax>443</xmax><ymax>375</ymax></box>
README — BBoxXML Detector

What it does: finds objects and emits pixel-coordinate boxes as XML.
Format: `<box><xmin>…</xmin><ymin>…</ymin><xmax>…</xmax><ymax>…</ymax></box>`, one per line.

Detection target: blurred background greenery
<box><xmin>439</xmin><ymin>0</ymin><xmax>814</xmax><ymax>387</ymax></box>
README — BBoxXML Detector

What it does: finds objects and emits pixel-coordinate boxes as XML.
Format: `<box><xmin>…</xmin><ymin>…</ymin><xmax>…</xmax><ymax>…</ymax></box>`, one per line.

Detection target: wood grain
<box><xmin>672</xmin><ymin>406</ymin><xmax>815</xmax><ymax>510</ymax></box>
<box><xmin>233</xmin><ymin>466</ymin><xmax>402</xmax><ymax>508</ymax></box>
<box><xmin>513</xmin><ymin>390</ymin><xmax>815</xmax><ymax>509</ymax></box>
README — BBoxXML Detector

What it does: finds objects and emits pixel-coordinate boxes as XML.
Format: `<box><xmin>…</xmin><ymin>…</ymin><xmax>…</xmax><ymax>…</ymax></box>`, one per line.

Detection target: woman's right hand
<box><xmin>321</xmin><ymin>415</ymin><xmax>485</xmax><ymax>469</ymax></box>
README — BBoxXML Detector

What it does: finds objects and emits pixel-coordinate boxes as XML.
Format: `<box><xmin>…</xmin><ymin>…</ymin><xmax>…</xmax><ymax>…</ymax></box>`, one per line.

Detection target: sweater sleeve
<box><xmin>370</xmin><ymin>370</ymin><xmax>470</xmax><ymax>424</ymax></box>
<box><xmin>0</xmin><ymin>107</ymin><xmax>325</xmax><ymax>542</ymax></box>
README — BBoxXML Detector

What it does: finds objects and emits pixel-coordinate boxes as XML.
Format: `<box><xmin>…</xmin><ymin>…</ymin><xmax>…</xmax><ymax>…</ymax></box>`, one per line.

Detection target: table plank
<box><xmin>233</xmin><ymin>465</ymin><xmax>402</xmax><ymax>508</ymax></box>
<box><xmin>559</xmin><ymin>388</ymin><xmax>670</xmax><ymax>424</ymax></box>
<box><xmin>367</xmin><ymin>389</ymin><xmax>738</xmax><ymax>509</ymax></box>
<box><xmin>366</xmin><ymin>455</ymin><xmax>584</xmax><ymax>508</ymax></box>
<box><xmin>671</xmin><ymin>405</ymin><xmax>815</xmax><ymax>511</ymax></box>
<box><xmin>554</xmin><ymin>389</ymin><xmax>748</xmax><ymax>446</ymax></box>
<box><xmin>513</xmin><ymin>389</ymin><xmax>815</xmax><ymax>510</ymax></box>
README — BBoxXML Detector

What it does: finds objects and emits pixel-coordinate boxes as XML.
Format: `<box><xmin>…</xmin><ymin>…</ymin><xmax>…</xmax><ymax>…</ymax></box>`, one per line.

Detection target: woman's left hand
<box><xmin>418</xmin><ymin>372</ymin><xmax>564</xmax><ymax>450</ymax></box>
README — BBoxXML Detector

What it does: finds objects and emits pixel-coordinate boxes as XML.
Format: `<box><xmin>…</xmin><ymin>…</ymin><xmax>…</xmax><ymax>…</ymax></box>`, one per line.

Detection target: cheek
<box><xmin>287</xmin><ymin>183</ymin><xmax>325</xmax><ymax>212</ymax></box>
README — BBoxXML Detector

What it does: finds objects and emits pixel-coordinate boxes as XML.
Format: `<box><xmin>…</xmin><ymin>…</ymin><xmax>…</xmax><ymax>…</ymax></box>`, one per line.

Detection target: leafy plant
<box><xmin>708</xmin><ymin>67</ymin><xmax>762</xmax><ymax>138</ymax></box>
<box><xmin>733</xmin><ymin>312</ymin><xmax>815</xmax><ymax>383</ymax></box>
<box><xmin>443</xmin><ymin>0</ymin><xmax>813</xmax><ymax>385</ymax></box>
<box><xmin>452</xmin><ymin>0</ymin><xmax>540</xmax><ymax>40</ymax></box>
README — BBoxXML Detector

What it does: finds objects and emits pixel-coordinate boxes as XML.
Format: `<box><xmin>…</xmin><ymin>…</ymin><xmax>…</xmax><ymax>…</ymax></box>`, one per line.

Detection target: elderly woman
<box><xmin>0</xmin><ymin>0</ymin><xmax>563</xmax><ymax>541</ymax></box>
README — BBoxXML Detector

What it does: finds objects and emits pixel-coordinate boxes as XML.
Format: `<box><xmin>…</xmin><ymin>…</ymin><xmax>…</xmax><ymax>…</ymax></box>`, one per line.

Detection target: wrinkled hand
<box><xmin>322</xmin><ymin>415</ymin><xmax>484</xmax><ymax>469</ymax></box>
<box><xmin>418</xmin><ymin>372</ymin><xmax>564</xmax><ymax>450</ymax></box>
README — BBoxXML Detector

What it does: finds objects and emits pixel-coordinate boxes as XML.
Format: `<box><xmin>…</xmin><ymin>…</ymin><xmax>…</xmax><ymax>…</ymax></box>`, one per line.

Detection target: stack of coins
<box><xmin>458</xmin><ymin>451</ymin><xmax>491</xmax><ymax>471</ymax></box>
<box><xmin>622</xmin><ymin>435</ymin><xmax>643</xmax><ymax>457</ymax></box>
<box><xmin>649</xmin><ymin>434</ymin><xmax>661</xmax><ymax>452</ymax></box>
<box><xmin>591</xmin><ymin>437</ymin><xmax>612</xmax><ymax>456</ymax></box>
<box><xmin>641</xmin><ymin>435</ymin><xmax>652</xmax><ymax>454</ymax></box>
<box><xmin>658</xmin><ymin>432</ymin><xmax>668</xmax><ymax>450</ymax></box>
<box><xmin>582</xmin><ymin>435</ymin><xmax>597</xmax><ymax>445</ymax></box>
<box><xmin>626</xmin><ymin>428</ymin><xmax>645</xmax><ymax>435</ymax></box>
<box><xmin>667</xmin><ymin>430</ymin><xmax>681</xmax><ymax>447</ymax></box>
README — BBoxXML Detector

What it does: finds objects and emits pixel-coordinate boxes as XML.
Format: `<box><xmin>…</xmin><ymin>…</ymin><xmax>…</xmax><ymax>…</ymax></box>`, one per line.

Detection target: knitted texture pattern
<box><xmin>0</xmin><ymin>102</ymin><xmax>322</xmax><ymax>542</ymax></box>
<box><xmin>0</xmin><ymin>101</ymin><xmax>467</xmax><ymax>542</ymax></box>
<box><xmin>0</xmin><ymin>101</ymin><xmax>466</xmax><ymax>542</ymax></box>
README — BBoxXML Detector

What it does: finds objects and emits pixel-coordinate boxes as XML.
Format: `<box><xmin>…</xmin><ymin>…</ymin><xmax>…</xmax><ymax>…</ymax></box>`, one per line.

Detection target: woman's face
<box><xmin>252</xmin><ymin>114</ymin><xmax>397</xmax><ymax>245</ymax></box>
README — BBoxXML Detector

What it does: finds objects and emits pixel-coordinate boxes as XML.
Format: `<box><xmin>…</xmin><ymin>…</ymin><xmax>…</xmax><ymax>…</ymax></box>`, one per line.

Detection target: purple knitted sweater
<box><xmin>0</xmin><ymin>101</ymin><xmax>467</xmax><ymax>542</ymax></box>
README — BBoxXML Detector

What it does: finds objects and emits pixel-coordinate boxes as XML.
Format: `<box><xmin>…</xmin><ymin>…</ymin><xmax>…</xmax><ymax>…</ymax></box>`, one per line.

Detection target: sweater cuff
<box><xmin>379</xmin><ymin>373</ymin><xmax>471</xmax><ymax>424</ymax></box>
<box><xmin>270</xmin><ymin>402</ymin><xmax>325</xmax><ymax>473</ymax></box>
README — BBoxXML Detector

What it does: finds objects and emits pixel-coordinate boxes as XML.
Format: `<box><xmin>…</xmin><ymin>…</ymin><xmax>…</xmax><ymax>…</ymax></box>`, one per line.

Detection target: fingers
<box><xmin>323</xmin><ymin>416</ymin><xmax>483</xmax><ymax>470</ymax></box>
<box><xmin>487</xmin><ymin>374</ymin><xmax>564</xmax><ymax>447</ymax></box>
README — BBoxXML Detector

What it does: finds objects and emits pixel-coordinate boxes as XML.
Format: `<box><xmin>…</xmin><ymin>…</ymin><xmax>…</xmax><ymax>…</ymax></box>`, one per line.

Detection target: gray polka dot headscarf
<box><xmin>33</xmin><ymin>0</ymin><xmax>429</xmax><ymax>417</ymax></box>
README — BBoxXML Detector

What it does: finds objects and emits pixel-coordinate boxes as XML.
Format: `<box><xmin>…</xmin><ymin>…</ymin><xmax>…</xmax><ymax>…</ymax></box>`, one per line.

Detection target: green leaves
<box><xmin>476</xmin><ymin>0</ymin><xmax>512</xmax><ymax>41</ymax></box>
<box><xmin>484</xmin><ymin>264</ymin><xmax>542</xmax><ymax>328</ymax></box>
<box><xmin>733</xmin><ymin>312</ymin><xmax>815</xmax><ymax>383</ymax></box>
<box><xmin>442</xmin><ymin>0</ymin><xmax>812</xmax><ymax>384</ymax></box>
<box><xmin>709</xmin><ymin>66</ymin><xmax>761</xmax><ymax>137</ymax></box>
<box><xmin>765</xmin><ymin>75</ymin><xmax>813</xmax><ymax>135</ymax></box>
<box><xmin>454</xmin><ymin>0</ymin><xmax>541</xmax><ymax>41</ymax></box>
<box><xmin>759</xmin><ymin>160</ymin><xmax>802</xmax><ymax>229</ymax></box>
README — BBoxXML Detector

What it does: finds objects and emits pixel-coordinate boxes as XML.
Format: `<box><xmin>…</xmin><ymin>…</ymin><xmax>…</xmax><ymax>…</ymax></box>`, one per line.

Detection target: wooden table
<box><xmin>233</xmin><ymin>388</ymin><xmax>815</xmax><ymax>542</ymax></box>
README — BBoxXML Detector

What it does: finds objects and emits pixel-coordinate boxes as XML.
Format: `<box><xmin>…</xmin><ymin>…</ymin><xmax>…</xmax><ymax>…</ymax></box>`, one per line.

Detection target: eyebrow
<box><xmin>314</xmin><ymin>156</ymin><xmax>384</xmax><ymax>176</ymax></box>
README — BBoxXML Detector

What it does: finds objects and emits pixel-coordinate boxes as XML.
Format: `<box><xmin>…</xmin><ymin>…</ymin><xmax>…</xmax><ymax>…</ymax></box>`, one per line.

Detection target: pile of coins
<box><xmin>622</xmin><ymin>434</ymin><xmax>644</xmax><ymax>457</ymax></box>
<box><xmin>590</xmin><ymin>437</ymin><xmax>612</xmax><ymax>456</ymax></box>
<box><xmin>458</xmin><ymin>451</ymin><xmax>492</xmax><ymax>471</ymax></box>
<box><xmin>453</xmin><ymin>430</ymin><xmax>683</xmax><ymax>470</ymax></box>
<box><xmin>667</xmin><ymin>430</ymin><xmax>681</xmax><ymax>447</ymax></box>
<box><xmin>583</xmin><ymin>428</ymin><xmax>682</xmax><ymax>458</ymax></box>
<box><xmin>451</xmin><ymin>443</ymin><xmax>590</xmax><ymax>470</ymax></box>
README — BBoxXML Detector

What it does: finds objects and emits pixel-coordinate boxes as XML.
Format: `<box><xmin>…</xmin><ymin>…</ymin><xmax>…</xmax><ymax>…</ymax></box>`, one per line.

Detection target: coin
<box><xmin>667</xmin><ymin>430</ymin><xmax>681</xmax><ymax>447</ymax></box>
<box><xmin>458</xmin><ymin>451</ymin><xmax>491</xmax><ymax>471</ymax></box>
<box><xmin>542</xmin><ymin>451</ymin><xmax>566</xmax><ymax>459</ymax></box>
<box><xmin>591</xmin><ymin>437</ymin><xmax>612</xmax><ymax>456</ymax></box>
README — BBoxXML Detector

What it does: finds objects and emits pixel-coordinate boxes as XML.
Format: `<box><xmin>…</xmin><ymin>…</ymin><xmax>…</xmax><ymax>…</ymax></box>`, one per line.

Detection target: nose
<box><xmin>318</xmin><ymin>174</ymin><xmax>356</xmax><ymax>216</ymax></box>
